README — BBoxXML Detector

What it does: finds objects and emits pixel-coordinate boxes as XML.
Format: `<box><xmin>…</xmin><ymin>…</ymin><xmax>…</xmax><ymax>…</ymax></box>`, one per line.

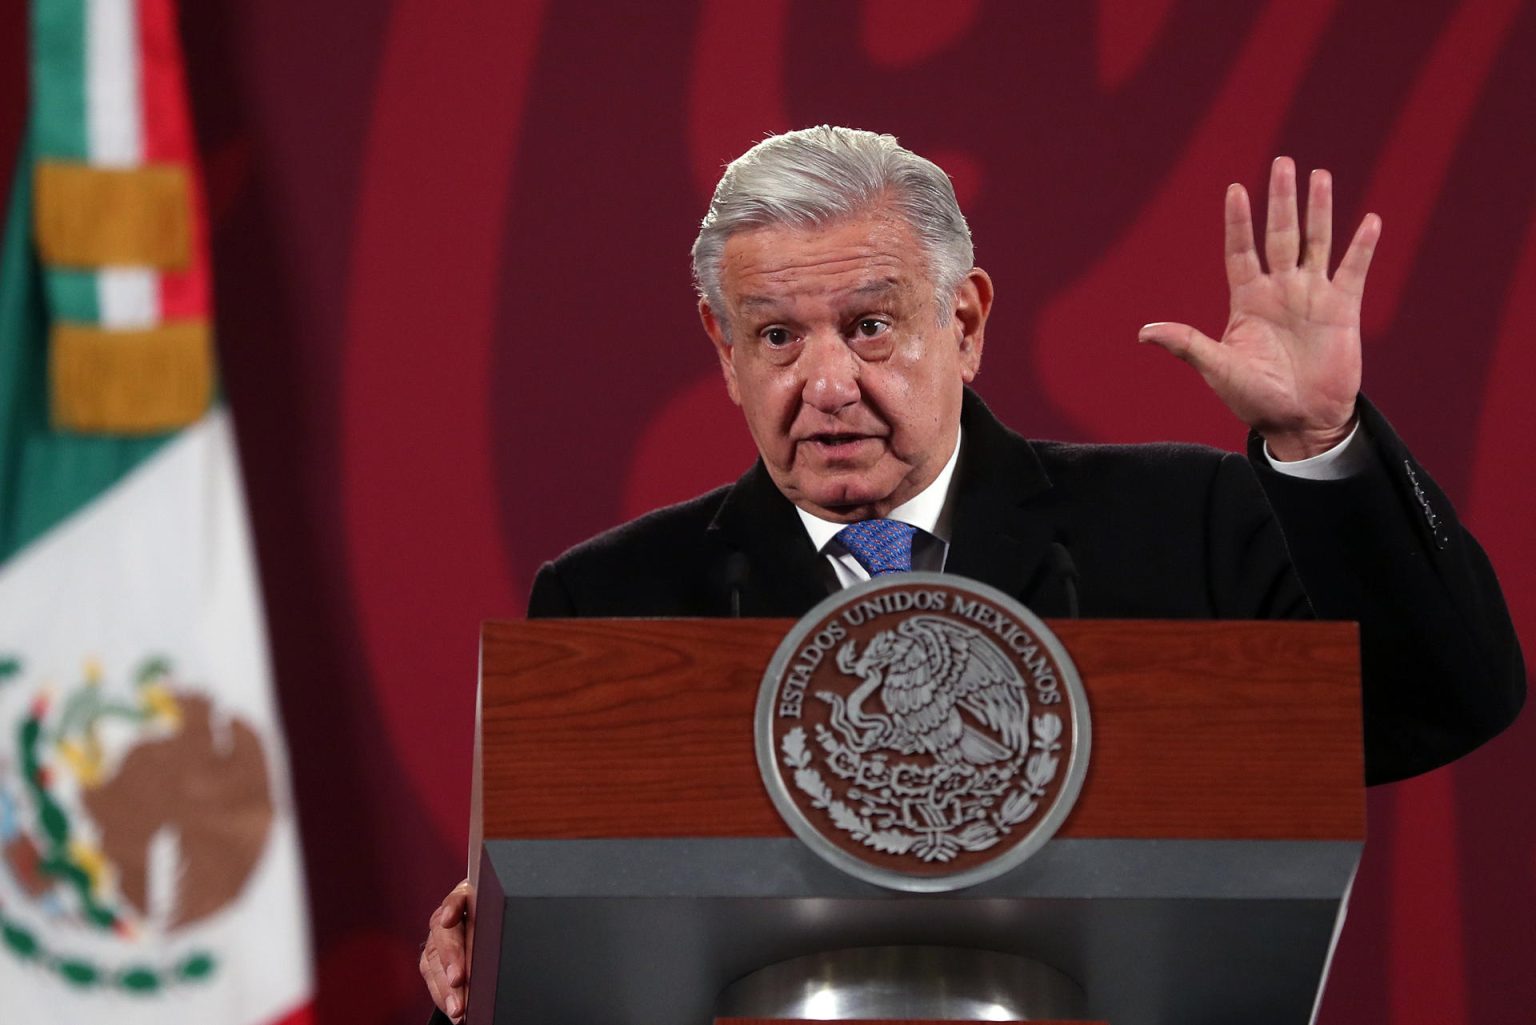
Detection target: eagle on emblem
<box><xmin>824</xmin><ymin>615</ymin><xmax>1030</xmax><ymax>765</ymax></box>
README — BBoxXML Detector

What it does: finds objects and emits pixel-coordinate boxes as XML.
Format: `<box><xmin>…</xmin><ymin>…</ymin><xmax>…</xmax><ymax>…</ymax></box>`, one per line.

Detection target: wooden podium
<box><xmin>466</xmin><ymin>618</ymin><xmax>1363</xmax><ymax>1025</ymax></box>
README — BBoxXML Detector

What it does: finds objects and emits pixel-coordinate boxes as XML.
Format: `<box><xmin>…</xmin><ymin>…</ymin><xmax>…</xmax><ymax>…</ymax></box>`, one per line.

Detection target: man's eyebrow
<box><xmin>736</xmin><ymin>279</ymin><xmax>903</xmax><ymax>312</ymax></box>
<box><xmin>847</xmin><ymin>279</ymin><xmax>902</xmax><ymax>299</ymax></box>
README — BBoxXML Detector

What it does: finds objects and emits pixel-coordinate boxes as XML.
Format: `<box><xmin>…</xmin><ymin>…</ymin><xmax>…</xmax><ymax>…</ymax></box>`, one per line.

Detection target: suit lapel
<box><xmin>707</xmin><ymin>460</ymin><xmax>833</xmax><ymax>617</ymax></box>
<box><xmin>705</xmin><ymin>391</ymin><xmax>1063</xmax><ymax>617</ymax></box>
<box><xmin>944</xmin><ymin>390</ymin><xmax>1062</xmax><ymax>609</ymax></box>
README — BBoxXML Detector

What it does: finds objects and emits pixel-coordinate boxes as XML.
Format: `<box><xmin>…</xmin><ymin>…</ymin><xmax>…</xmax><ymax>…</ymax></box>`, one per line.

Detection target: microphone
<box><xmin>1047</xmin><ymin>541</ymin><xmax>1080</xmax><ymax>619</ymax></box>
<box><xmin>724</xmin><ymin>552</ymin><xmax>750</xmax><ymax>618</ymax></box>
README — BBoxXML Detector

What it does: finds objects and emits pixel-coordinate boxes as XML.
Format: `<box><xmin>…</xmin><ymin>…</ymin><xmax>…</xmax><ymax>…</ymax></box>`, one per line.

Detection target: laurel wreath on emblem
<box><xmin>781</xmin><ymin>711</ymin><xmax>1063</xmax><ymax>864</ymax></box>
<box><xmin>0</xmin><ymin>654</ymin><xmax>219</xmax><ymax>994</ymax></box>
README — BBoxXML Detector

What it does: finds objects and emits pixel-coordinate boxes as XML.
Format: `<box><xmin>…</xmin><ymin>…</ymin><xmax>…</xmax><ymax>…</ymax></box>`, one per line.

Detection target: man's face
<box><xmin>701</xmin><ymin>209</ymin><xmax>992</xmax><ymax>522</ymax></box>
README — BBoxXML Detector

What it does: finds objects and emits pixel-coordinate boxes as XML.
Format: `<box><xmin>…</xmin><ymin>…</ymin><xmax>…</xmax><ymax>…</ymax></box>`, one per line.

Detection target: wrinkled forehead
<box><xmin>716</xmin><ymin>214</ymin><xmax>933</xmax><ymax>316</ymax></box>
<box><xmin>734</xmin><ymin>277</ymin><xmax>907</xmax><ymax>314</ymax></box>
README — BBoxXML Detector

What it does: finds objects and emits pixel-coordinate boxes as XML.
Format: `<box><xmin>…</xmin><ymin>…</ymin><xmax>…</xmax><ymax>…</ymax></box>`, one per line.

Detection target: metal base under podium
<box><xmin>468</xmin><ymin>836</ymin><xmax>1359</xmax><ymax>1025</ymax></box>
<box><xmin>715</xmin><ymin>946</ymin><xmax>1087</xmax><ymax>1021</ymax></box>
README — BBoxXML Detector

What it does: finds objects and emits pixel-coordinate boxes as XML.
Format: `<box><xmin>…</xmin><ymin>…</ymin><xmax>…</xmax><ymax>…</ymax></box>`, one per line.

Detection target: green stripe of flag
<box><xmin>30</xmin><ymin>0</ymin><xmax>90</xmax><ymax>160</ymax></box>
<box><xmin>31</xmin><ymin>0</ymin><xmax>100</xmax><ymax>328</ymax></box>
<box><xmin>0</xmin><ymin>134</ymin><xmax>169</xmax><ymax>564</ymax></box>
<box><xmin>44</xmin><ymin>268</ymin><xmax>100</xmax><ymax>322</ymax></box>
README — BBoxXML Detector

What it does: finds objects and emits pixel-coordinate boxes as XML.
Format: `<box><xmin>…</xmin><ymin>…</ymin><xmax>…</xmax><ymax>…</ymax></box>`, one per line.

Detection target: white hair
<box><xmin>691</xmin><ymin>126</ymin><xmax>974</xmax><ymax>327</ymax></box>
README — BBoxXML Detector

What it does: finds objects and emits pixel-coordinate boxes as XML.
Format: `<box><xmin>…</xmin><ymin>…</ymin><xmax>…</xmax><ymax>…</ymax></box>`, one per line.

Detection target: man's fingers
<box><xmin>1138</xmin><ymin>322</ymin><xmax>1223</xmax><ymax>374</ymax></box>
<box><xmin>435</xmin><ymin>881</ymin><xmax>471</xmax><ymax>922</ymax></box>
<box><xmin>1304</xmin><ymin>169</ymin><xmax>1332</xmax><ymax>272</ymax></box>
<box><xmin>428</xmin><ymin>916</ymin><xmax>466</xmax><ymax>984</ymax></box>
<box><xmin>421</xmin><ymin>962</ymin><xmax>447</xmax><ymax>1016</ymax></box>
<box><xmin>1265</xmin><ymin>156</ymin><xmax>1300</xmax><ymax>272</ymax></box>
<box><xmin>420</xmin><ymin>943</ymin><xmax>465</xmax><ymax>1021</ymax></box>
<box><xmin>1224</xmin><ymin>184</ymin><xmax>1262</xmax><ymax>289</ymax></box>
<box><xmin>1334</xmin><ymin>213</ymin><xmax>1381</xmax><ymax>298</ymax></box>
<box><xmin>435</xmin><ymin>900</ymin><xmax>465</xmax><ymax>929</ymax></box>
<box><xmin>429</xmin><ymin>882</ymin><xmax>470</xmax><ymax>984</ymax></box>
<box><xmin>417</xmin><ymin>946</ymin><xmax>457</xmax><ymax>1020</ymax></box>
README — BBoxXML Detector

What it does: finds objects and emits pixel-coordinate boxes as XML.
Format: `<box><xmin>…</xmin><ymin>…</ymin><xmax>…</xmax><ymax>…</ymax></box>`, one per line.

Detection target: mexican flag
<box><xmin>0</xmin><ymin>2</ymin><xmax>313</xmax><ymax>1023</ymax></box>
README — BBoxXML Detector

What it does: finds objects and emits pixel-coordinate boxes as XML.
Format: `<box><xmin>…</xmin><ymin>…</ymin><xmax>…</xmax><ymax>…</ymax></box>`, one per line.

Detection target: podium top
<box><xmin>477</xmin><ymin>618</ymin><xmax>1362</xmax><ymax>843</ymax></box>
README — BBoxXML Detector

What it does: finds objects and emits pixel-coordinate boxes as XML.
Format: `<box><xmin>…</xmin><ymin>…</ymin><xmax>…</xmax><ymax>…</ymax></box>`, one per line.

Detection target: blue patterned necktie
<box><xmin>834</xmin><ymin>519</ymin><xmax>917</xmax><ymax>576</ymax></box>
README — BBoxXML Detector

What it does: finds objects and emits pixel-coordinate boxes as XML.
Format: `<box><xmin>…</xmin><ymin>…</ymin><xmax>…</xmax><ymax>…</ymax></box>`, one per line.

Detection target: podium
<box><xmin>467</xmin><ymin>617</ymin><xmax>1363</xmax><ymax>1024</ymax></box>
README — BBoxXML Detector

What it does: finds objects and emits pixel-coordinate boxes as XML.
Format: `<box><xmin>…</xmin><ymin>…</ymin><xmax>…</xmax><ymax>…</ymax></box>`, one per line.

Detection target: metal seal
<box><xmin>755</xmin><ymin>572</ymin><xmax>1091</xmax><ymax>892</ymax></box>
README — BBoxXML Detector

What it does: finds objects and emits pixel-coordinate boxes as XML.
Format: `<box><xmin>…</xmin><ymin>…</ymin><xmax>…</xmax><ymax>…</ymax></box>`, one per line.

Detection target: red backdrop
<box><xmin>4</xmin><ymin>1</ymin><xmax>1533</xmax><ymax>1023</ymax></box>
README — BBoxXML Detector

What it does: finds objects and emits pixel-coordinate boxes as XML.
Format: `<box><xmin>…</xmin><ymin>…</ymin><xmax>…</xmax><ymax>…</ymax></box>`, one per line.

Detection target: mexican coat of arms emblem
<box><xmin>755</xmin><ymin>573</ymin><xmax>1090</xmax><ymax>891</ymax></box>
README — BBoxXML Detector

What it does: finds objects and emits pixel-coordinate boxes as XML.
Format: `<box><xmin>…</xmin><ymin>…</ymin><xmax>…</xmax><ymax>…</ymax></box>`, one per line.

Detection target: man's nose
<box><xmin>800</xmin><ymin>330</ymin><xmax>860</xmax><ymax>412</ymax></box>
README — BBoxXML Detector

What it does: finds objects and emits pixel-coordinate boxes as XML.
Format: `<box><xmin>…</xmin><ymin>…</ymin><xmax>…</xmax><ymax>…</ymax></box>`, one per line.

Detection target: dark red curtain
<box><xmin>4</xmin><ymin>2</ymin><xmax>1532</xmax><ymax>1022</ymax></box>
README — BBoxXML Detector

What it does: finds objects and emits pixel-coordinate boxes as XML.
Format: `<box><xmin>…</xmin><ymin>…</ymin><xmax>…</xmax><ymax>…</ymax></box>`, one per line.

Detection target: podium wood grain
<box><xmin>479</xmin><ymin>618</ymin><xmax>1363</xmax><ymax>841</ymax></box>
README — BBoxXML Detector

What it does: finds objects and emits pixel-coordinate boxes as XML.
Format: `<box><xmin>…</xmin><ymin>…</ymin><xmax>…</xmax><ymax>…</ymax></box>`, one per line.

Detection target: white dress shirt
<box><xmin>795</xmin><ymin>432</ymin><xmax>963</xmax><ymax>588</ymax></box>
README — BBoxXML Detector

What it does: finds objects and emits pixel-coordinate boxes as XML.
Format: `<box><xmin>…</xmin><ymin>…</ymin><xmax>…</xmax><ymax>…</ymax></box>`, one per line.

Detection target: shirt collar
<box><xmin>794</xmin><ymin>429</ymin><xmax>963</xmax><ymax>552</ymax></box>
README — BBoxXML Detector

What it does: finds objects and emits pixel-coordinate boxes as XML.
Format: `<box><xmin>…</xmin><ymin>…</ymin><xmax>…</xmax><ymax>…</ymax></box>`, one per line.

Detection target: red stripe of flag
<box><xmin>269</xmin><ymin>1001</ymin><xmax>318</xmax><ymax>1025</ymax></box>
<box><xmin>137</xmin><ymin>0</ymin><xmax>210</xmax><ymax>322</ymax></box>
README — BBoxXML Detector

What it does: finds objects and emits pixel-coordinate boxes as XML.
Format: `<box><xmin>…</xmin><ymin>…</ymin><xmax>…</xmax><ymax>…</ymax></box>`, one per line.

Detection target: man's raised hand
<box><xmin>1139</xmin><ymin>157</ymin><xmax>1381</xmax><ymax>460</ymax></box>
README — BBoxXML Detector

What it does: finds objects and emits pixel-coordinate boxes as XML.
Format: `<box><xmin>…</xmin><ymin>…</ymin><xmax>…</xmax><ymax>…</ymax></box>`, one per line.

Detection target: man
<box><xmin>420</xmin><ymin>127</ymin><xmax>1524</xmax><ymax>1023</ymax></box>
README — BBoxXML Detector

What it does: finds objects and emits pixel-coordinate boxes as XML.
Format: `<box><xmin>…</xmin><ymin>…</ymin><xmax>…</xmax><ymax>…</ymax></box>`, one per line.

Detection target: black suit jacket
<box><xmin>530</xmin><ymin>390</ymin><xmax>1524</xmax><ymax>785</ymax></box>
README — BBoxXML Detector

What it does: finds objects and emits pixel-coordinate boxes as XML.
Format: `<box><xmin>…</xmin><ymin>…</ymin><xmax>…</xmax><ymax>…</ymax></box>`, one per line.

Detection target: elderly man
<box><xmin>420</xmin><ymin>127</ymin><xmax>1523</xmax><ymax>1023</ymax></box>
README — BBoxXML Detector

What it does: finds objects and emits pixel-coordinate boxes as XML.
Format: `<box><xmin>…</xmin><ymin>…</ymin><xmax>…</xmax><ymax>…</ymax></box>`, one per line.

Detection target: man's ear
<box><xmin>699</xmin><ymin>299</ymin><xmax>742</xmax><ymax>406</ymax></box>
<box><xmin>952</xmin><ymin>267</ymin><xmax>993</xmax><ymax>382</ymax></box>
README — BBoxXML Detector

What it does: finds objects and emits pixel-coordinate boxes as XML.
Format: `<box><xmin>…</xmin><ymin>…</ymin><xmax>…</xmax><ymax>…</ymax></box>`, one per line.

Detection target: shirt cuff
<box><xmin>1263</xmin><ymin>420</ymin><xmax>1371</xmax><ymax>480</ymax></box>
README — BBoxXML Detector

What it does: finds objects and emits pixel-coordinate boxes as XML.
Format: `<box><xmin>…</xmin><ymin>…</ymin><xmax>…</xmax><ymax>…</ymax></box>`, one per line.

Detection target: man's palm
<box><xmin>1141</xmin><ymin>157</ymin><xmax>1380</xmax><ymax>460</ymax></box>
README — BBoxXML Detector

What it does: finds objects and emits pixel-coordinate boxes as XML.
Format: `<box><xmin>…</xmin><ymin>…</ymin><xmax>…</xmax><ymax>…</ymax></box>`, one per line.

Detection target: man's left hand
<box><xmin>420</xmin><ymin>879</ymin><xmax>473</xmax><ymax>1023</ymax></box>
<box><xmin>1139</xmin><ymin>157</ymin><xmax>1381</xmax><ymax>460</ymax></box>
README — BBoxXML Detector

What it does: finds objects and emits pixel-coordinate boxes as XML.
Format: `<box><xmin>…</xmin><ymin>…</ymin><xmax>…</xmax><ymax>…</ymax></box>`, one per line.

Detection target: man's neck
<box><xmin>795</xmin><ymin>430</ymin><xmax>964</xmax><ymax>550</ymax></box>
